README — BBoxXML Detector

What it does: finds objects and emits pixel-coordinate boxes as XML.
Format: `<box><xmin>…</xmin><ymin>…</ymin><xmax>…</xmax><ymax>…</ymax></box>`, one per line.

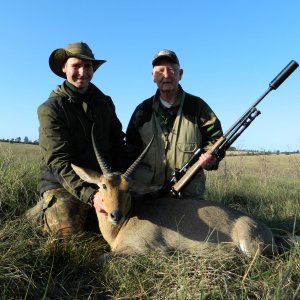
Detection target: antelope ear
<box><xmin>71</xmin><ymin>164</ymin><xmax>101</xmax><ymax>185</ymax></box>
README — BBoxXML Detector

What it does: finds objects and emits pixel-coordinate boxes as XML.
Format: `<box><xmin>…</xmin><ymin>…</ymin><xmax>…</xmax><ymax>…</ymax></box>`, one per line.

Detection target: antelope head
<box><xmin>72</xmin><ymin>125</ymin><xmax>155</xmax><ymax>225</ymax></box>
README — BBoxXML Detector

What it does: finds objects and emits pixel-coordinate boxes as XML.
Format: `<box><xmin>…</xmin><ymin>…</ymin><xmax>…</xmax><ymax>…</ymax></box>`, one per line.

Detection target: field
<box><xmin>0</xmin><ymin>142</ymin><xmax>299</xmax><ymax>299</ymax></box>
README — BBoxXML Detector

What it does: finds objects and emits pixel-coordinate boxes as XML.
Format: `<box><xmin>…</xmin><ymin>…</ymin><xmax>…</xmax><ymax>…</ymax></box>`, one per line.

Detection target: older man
<box><xmin>126</xmin><ymin>49</ymin><xmax>223</xmax><ymax>199</ymax></box>
<box><xmin>26</xmin><ymin>42</ymin><xmax>126</xmax><ymax>237</ymax></box>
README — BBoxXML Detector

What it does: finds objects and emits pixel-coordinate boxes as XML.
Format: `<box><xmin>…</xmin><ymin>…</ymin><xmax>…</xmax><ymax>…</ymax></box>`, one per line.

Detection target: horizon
<box><xmin>1</xmin><ymin>139</ymin><xmax>299</xmax><ymax>154</ymax></box>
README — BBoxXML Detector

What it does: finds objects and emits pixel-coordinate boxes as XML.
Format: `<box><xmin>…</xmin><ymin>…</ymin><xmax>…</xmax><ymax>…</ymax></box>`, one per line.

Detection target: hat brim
<box><xmin>49</xmin><ymin>48</ymin><xmax>106</xmax><ymax>78</ymax></box>
<box><xmin>152</xmin><ymin>55</ymin><xmax>178</xmax><ymax>67</ymax></box>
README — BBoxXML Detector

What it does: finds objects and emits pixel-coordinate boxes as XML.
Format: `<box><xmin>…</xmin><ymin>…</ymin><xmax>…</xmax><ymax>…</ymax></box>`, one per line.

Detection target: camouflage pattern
<box><xmin>25</xmin><ymin>188</ymin><xmax>100</xmax><ymax>237</ymax></box>
<box><xmin>41</xmin><ymin>188</ymin><xmax>98</xmax><ymax>237</ymax></box>
<box><xmin>152</xmin><ymin>49</ymin><xmax>180</xmax><ymax>66</ymax></box>
<box><xmin>33</xmin><ymin>186</ymin><xmax>99</xmax><ymax>237</ymax></box>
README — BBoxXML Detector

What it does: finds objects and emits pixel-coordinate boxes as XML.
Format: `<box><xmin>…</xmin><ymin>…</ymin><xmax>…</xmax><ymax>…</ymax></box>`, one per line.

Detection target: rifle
<box><xmin>159</xmin><ymin>60</ymin><xmax>299</xmax><ymax>198</ymax></box>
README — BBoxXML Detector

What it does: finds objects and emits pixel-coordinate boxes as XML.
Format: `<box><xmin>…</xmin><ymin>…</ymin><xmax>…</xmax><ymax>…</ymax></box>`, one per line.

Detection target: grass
<box><xmin>0</xmin><ymin>142</ymin><xmax>299</xmax><ymax>299</ymax></box>
<box><xmin>206</xmin><ymin>153</ymin><xmax>300</xmax><ymax>235</ymax></box>
<box><xmin>0</xmin><ymin>143</ymin><xmax>40</xmax><ymax>219</ymax></box>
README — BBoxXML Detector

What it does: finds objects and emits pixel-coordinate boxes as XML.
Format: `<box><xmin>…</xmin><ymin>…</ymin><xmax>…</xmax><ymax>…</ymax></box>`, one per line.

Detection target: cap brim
<box><xmin>152</xmin><ymin>55</ymin><xmax>178</xmax><ymax>67</ymax></box>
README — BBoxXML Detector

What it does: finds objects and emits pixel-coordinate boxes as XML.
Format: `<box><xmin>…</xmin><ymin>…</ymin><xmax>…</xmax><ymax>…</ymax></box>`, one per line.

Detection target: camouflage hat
<box><xmin>49</xmin><ymin>42</ymin><xmax>106</xmax><ymax>78</ymax></box>
<box><xmin>152</xmin><ymin>49</ymin><xmax>180</xmax><ymax>67</ymax></box>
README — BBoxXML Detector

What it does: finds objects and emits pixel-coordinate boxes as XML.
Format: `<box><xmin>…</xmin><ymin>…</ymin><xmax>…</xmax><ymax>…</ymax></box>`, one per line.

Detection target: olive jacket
<box><xmin>126</xmin><ymin>85</ymin><xmax>223</xmax><ymax>198</ymax></box>
<box><xmin>37</xmin><ymin>81</ymin><xmax>126</xmax><ymax>205</ymax></box>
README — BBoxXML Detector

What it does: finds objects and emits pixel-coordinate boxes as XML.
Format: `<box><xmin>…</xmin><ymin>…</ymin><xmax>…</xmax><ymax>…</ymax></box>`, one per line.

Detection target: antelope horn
<box><xmin>91</xmin><ymin>123</ymin><xmax>112</xmax><ymax>175</ymax></box>
<box><xmin>123</xmin><ymin>135</ymin><xmax>155</xmax><ymax>179</ymax></box>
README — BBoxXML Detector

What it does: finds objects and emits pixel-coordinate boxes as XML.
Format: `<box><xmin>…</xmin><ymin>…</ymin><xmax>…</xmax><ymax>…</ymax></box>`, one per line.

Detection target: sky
<box><xmin>0</xmin><ymin>0</ymin><xmax>299</xmax><ymax>152</ymax></box>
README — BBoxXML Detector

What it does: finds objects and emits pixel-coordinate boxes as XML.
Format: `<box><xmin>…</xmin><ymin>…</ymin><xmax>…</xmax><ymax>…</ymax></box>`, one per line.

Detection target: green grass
<box><xmin>0</xmin><ymin>143</ymin><xmax>299</xmax><ymax>299</ymax></box>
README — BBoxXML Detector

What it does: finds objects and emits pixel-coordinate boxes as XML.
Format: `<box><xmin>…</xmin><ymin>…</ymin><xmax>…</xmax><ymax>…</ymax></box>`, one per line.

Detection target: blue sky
<box><xmin>0</xmin><ymin>0</ymin><xmax>299</xmax><ymax>151</ymax></box>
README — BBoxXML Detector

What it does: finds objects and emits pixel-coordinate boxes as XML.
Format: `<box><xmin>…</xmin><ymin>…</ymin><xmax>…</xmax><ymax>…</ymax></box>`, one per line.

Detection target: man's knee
<box><xmin>24</xmin><ymin>198</ymin><xmax>44</xmax><ymax>226</ymax></box>
<box><xmin>42</xmin><ymin>188</ymin><xmax>89</xmax><ymax>237</ymax></box>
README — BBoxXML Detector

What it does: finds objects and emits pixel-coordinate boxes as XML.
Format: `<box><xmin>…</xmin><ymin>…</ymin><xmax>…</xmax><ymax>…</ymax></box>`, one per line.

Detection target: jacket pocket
<box><xmin>177</xmin><ymin>142</ymin><xmax>198</xmax><ymax>153</ymax></box>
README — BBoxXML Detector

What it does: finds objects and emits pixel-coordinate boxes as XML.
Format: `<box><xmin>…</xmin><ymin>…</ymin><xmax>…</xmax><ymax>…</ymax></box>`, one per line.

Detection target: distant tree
<box><xmin>228</xmin><ymin>146</ymin><xmax>237</xmax><ymax>151</ymax></box>
<box><xmin>15</xmin><ymin>137</ymin><xmax>21</xmax><ymax>143</ymax></box>
<box><xmin>24</xmin><ymin>136</ymin><xmax>29</xmax><ymax>144</ymax></box>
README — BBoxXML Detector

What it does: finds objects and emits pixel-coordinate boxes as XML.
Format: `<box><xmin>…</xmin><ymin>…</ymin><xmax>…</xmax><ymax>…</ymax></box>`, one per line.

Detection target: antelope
<box><xmin>72</xmin><ymin>135</ymin><xmax>277</xmax><ymax>257</ymax></box>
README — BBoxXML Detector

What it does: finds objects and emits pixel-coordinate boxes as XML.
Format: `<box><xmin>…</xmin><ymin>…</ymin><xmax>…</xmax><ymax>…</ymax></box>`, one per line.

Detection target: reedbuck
<box><xmin>72</xmin><ymin>135</ymin><xmax>277</xmax><ymax>257</ymax></box>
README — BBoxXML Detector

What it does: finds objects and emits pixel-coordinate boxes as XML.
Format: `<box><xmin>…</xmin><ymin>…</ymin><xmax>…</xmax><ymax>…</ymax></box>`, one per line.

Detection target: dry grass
<box><xmin>0</xmin><ymin>141</ymin><xmax>40</xmax><ymax>158</ymax></box>
<box><xmin>224</xmin><ymin>152</ymin><xmax>300</xmax><ymax>179</ymax></box>
<box><xmin>205</xmin><ymin>154</ymin><xmax>300</xmax><ymax>261</ymax></box>
<box><xmin>0</xmin><ymin>144</ymin><xmax>299</xmax><ymax>299</ymax></box>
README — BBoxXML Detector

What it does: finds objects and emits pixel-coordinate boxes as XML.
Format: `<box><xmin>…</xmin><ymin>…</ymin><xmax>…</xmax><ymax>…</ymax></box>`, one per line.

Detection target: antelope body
<box><xmin>72</xmin><ymin>166</ymin><xmax>277</xmax><ymax>257</ymax></box>
<box><xmin>73</xmin><ymin>130</ymin><xmax>277</xmax><ymax>257</ymax></box>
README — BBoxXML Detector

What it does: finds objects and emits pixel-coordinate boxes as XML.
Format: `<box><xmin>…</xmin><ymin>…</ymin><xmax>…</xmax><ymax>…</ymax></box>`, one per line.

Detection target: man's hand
<box><xmin>92</xmin><ymin>191</ymin><xmax>106</xmax><ymax>213</ymax></box>
<box><xmin>198</xmin><ymin>152</ymin><xmax>216</xmax><ymax>170</ymax></box>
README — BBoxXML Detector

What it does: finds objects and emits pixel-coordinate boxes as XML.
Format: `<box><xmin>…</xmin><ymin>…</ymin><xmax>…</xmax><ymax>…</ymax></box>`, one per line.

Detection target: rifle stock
<box><xmin>171</xmin><ymin>137</ymin><xmax>225</xmax><ymax>193</ymax></box>
<box><xmin>166</xmin><ymin>60</ymin><xmax>299</xmax><ymax>197</ymax></box>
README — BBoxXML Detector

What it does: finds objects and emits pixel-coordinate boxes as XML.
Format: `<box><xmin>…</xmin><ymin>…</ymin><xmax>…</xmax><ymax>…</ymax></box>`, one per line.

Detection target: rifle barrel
<box><xmin>169</xmin><ymin>60</ymin><xmax>298</xmax><ymax>196</ymax></box>
<box><xmin>269</xmin><ymin>60</ymin><xmax>299</xmax><ymax>90</ymax></box>
<box><xmin>224</xmin><ymin>60</ymin><xmax>299</xmax><ymax>138</ymax></box>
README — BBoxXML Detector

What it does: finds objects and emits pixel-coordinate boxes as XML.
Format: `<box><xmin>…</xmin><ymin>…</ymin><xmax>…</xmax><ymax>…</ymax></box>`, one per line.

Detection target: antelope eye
<box><xmin>102</xmin><ymin>184</ymin><xmax>107</xmax><ymax>190</ymax></box>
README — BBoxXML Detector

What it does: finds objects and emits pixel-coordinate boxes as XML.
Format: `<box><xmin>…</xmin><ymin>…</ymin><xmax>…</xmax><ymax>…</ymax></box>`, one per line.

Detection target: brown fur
<box><xmin>72</xmin><ymin>164</ymin><xmax>277</xmax><ymax>257</ymax></box>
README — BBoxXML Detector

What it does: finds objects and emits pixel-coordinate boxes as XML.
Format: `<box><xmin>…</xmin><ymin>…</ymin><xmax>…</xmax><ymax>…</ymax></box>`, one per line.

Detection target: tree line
<box><xmin>0</xmin><ymin>137</ymin><xmax>39</xmax><ymax>145</ymax></box>
<box><xmin>1</xmin><ymin>138</ymin><xmax>299</xmax><ymax>155</ymax></box>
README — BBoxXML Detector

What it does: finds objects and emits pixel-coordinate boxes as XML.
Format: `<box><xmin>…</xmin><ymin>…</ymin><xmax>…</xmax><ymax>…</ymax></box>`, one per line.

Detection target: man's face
<box><xmin>62</xmin><ymin>57</ymin><xmax>94</xmax><ymax>89</ymax></box>
<box><xmin>152</xmin><ymin>59</ymin><xmax>183</xmax><ymax>93</ymax></box>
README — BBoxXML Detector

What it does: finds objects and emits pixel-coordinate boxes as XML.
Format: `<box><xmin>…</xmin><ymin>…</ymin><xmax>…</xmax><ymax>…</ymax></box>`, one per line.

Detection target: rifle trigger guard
<box><xmin>172</xmin><ymin>168</ymin><xmax>181</xmax><ymax>182</ymax></box>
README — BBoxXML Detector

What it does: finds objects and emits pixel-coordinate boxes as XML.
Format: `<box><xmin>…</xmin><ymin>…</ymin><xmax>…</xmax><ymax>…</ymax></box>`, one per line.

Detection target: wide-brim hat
<box><xmin>49</xmin><ymin>42</ymin><xmax>106</xmax><ymax>78</ymax></box>
<box><xmin>152</xmin><ymin>49</ymin><xmax>180</xmax><ymax>67</ymax></box>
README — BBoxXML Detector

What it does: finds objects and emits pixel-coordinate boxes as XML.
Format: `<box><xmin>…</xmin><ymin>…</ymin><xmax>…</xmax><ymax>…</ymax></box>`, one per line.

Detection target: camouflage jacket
<box><xmin>37</xmin><ymin>81</ymin><xmax>126</xmax><ymax>205</ymax></box>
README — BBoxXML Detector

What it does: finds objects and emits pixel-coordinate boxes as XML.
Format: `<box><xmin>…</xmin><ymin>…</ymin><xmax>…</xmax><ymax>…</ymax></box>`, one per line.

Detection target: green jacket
<box><xmin>38</xmin><ymin>81</ymin><xmax>126</xmax><ymax>205</ymax></box>
<box><xmin>126</xmin><ymin>86</ymin><xmax>223</xmax><ymax>198</ymax></box>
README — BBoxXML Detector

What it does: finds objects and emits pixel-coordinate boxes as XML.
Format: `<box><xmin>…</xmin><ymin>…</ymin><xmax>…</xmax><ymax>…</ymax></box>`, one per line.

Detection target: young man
<box><xmin>126</xmin><ymin>49</ymin><xmax>224</xmax><ymax>199</ymax></box>
<box><xmin>26</xmin><ymin>42</ymin><xmax>126</xmax><ymax>237</ymax></box>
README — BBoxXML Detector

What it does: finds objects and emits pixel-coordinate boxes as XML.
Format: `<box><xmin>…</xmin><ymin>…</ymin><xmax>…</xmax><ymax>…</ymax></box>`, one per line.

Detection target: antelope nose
<box><xmin>110</xmin><ymin>210</ymin><xmax>123</xmax><ymax>223</ymax></box>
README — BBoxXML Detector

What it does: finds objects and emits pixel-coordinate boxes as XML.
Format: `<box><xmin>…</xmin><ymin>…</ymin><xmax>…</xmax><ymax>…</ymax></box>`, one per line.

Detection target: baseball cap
<box><xmin>152</xmin><ymin>49</ymin><xmax>180</xmax><ymax>67</ymax></box>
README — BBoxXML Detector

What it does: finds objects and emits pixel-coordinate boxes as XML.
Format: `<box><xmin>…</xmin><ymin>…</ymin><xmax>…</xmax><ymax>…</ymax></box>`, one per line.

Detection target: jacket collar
<box><xmin>49</xmin><ymin>81</ymin><xmax>94</xmax><ymax>104</ymax></box>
